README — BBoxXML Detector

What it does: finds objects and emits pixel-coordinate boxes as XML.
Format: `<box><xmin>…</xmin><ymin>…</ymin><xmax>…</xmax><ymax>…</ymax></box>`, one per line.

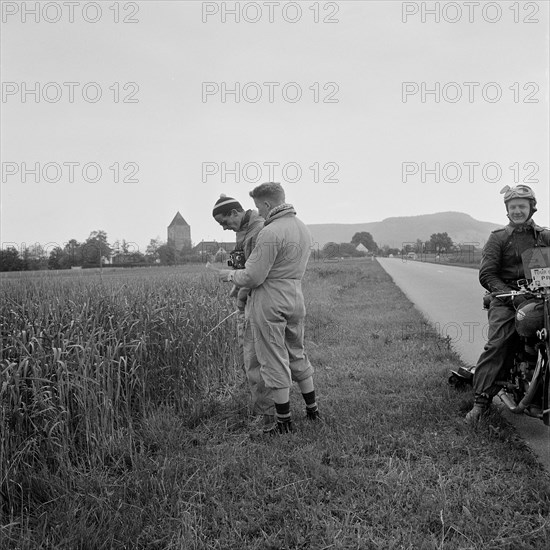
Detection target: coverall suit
<box><xmin>233</xmin><ymin>205</ymin><xmax>314</xmax><ymax>392</ymax></box>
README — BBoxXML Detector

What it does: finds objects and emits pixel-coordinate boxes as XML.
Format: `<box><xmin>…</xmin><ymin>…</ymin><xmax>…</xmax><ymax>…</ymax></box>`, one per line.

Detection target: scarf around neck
<box><xmin>264</xmin><ymin>203</ymin><xmax>295</xmax><ymax>225</ymax></box>
<box><xmin>510</xmin><ymin>219</ymin><xmax>535</xmax><ymax>233</ymax></box>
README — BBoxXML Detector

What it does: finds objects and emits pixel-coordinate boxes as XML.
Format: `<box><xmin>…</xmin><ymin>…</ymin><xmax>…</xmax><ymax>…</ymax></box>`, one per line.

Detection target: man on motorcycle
<box><xmin>465</xmin><ymin>185</ymin><xmax>550</xmax><ymax>424</ymax></box>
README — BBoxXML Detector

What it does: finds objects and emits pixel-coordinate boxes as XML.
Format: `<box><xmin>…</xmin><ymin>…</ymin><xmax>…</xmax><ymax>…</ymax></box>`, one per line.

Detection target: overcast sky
<box><xmin>1</xmin><ymin>0</ymin><xmax>548</xmax><ymax>253</ymax></box>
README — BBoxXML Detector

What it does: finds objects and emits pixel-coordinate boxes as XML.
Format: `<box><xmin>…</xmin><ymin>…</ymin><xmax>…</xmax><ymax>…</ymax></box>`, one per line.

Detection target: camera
<box><xmin>228</xmin><ymin>250</ymin><xmax>246</xmax><ymax>269</ymax></box>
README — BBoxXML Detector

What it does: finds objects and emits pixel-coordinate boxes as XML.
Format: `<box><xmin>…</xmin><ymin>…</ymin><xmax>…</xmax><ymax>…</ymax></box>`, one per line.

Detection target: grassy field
<box><xmin>1</xmin><ymin>260</ymin><xmax>549</xmax><ymax>549</ymax></box>
<box><xmin>402</xmin><ymin>251</ymin><xmax>482</xmax><ymax>270</ymax></box>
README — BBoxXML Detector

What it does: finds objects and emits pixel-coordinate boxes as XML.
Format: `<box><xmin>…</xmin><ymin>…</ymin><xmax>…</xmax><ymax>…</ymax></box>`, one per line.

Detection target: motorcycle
<box><xmin>448</xmin><ymin>247</ymin><xmax>550</xmax><ymax>426</ymax></box>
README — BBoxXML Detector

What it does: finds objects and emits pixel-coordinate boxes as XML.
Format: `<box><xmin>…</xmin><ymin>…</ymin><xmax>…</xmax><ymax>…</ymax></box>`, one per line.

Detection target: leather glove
<box><xmin>511</xmin><ymin>293</ymin><xmax>531</xmax><ymax>309</ymax></box>
<box><xmin>482</xmin><ymin>292</ymin><xmax>493</xmax><ymax>309</ymax></box>
<box><xmin>493</xmin><ymin>288</ymin><xmax>516</xmax><ymax>307</ymax></box>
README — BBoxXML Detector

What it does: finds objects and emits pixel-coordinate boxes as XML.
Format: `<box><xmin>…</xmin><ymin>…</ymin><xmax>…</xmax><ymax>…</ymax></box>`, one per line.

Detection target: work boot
<box><xmin>262</xmin><ymin>419</ymin><xmax>294</xmax><ymax>435</ymax></box>
<box><xmin>464</xmin><ymin>394</ymin><xmax>490</xmax><ymax>426</ymax></box>
<box><xmin>456</xmin><ymin>366</ymin><xmax>474</xmax><ymax>381</ymax></box>
<box><xmin>464</xmin><ymin>404</ymin><xmax>488</xmax><ymax>425</ymax></box>
<box><xmin>306</xmin><ymin>406</ymin><xmax>320</xmax><ymax>421</ymax></box>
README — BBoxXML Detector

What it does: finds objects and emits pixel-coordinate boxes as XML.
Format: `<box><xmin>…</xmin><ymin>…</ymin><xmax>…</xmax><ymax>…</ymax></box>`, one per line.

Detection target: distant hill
<box><xmin>307</xmin><ymin>212</ymin><xmax>503</xmax><ymax>249</ymax></box>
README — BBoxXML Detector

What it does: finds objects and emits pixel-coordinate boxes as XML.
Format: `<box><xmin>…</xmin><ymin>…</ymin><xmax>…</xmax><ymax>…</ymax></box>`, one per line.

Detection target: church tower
<box><xmin>167</xmin><ymin>212</ymin><xmax>191</xmax><ymax>251</ymax></box>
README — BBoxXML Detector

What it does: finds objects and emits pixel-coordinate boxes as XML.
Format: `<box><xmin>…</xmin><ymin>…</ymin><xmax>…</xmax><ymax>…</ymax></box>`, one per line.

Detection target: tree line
<box><xmin>0</xmin><ymin>230</ymin><xmax>461</xmax><ymax>272</ymax></box>
<box><xmin>319</xmin><ymin>231</ymin><xmax>457</xmax><ymax>259</ymax></box>
<box><xmin>0</xmin><ymin>231</ymin><xmax>184</xmax><ymax>272</ymax></box>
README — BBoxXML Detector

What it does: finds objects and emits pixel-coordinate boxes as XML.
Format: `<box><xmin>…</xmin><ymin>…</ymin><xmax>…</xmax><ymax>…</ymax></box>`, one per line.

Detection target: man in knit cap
<box><xmin>217</xmin><ymin>183</ymin><xmax>319</xmax><ymax>435</ymax></box>
<box><xmin>212</xmin><ymin>194</ymin><xmax>274</xmax><ymax>426</ymax></box>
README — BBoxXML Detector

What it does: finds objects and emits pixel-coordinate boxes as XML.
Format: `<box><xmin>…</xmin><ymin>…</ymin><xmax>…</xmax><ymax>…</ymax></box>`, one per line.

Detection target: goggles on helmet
<box><xmin>500</xmin><ymin>185</ymin><xmax>537</xmax><ymax>203</ymax></box>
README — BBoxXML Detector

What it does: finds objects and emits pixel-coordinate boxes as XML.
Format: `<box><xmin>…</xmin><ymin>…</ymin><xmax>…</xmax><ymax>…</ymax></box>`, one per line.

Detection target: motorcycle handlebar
<box><xmin>496</xmin><ymin>290</ymin><xmax>535</xmax><ymax>298</ymax></box>
<box><xmin>496</xmin><ymin>287</ymin><xmax>549</xmax><ymax>299</ymax></box>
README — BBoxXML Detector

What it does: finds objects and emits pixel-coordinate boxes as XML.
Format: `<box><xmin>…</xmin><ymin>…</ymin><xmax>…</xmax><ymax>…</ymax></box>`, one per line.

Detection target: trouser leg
<box><xmin>236</xmin><ymin>310</ymin><xmax>246</xmax><ymax>379</ymax></box>
<box><xmin>285</xmin><ymin>316</ymin><xmax>314</xmax><ymax>383</ymax></box>
<box><xmin>473</xmin><ymin>299</ymin><xmax>519</xmax><ymax>398</ymax></box>
<box><xmin>243</xmin><ymin>307</ymin><xmax>274</xmax><ymax>416</ymax></box>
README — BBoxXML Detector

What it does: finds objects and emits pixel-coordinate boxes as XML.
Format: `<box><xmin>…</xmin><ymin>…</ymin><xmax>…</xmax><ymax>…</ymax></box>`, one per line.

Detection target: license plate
<box><xmin>532</xmin><ymin>267</ymin><xmax>550</xmax><ymax>287</ymax></box>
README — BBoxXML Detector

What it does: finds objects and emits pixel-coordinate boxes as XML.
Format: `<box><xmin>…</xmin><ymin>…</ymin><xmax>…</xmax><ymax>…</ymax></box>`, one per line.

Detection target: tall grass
<box><xmin>1</xmin><ymin>267</ymin><xmax>239</xmax><ymax>518</ymax></box>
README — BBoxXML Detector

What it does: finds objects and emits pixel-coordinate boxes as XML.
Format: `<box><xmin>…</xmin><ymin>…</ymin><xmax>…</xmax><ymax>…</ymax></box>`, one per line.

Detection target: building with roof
<box><xmin>168</xmin><ymin>212</ymin><xmax>191</xmax><ymax>251</ymax></box>
<box><xmin>192</xmin><ymin>241</ymin><xmax>235</xmax><ymax>258</ymax></box>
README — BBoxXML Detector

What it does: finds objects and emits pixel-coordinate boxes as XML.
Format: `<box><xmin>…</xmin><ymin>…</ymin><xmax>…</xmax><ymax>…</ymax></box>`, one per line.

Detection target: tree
<box><xmin>0</xmin><ymin>247</ymin><xmax>24</xmax><ymax>271</ymax></box>
<box><xmin>46</xmin><ymin>239</ymin><xmax>84</xmax><ymax>269</ymax></box>
<box><xmin>429</xmin><ymin>232</ymin><xmax>454</xmax><ymax>253</ymax></box>
<box><xmin>157</xmin><ymin>244</ymin><xmax>176</xmax><ymax>265</ymax></box>
<box><xmin>321</xmin><ymin>242</ymin><xmax>364</xmax><ymax>259</ymax></box>
<box><xmin>23</xmin><ymin>243</ymin><xmax>49</xmax><ymax>270</ymax></box>
<box><xmin>82</xmin><ymin>230</ymin><xmax>112</xmax><ymax>267</ymax></box>
<box><xmin>339</xmin><ymin>243</ymin><xmax>360</xmax><ymax>257</ymax></box>
<box><xmin>351</xmin><ymin>232</ymin><xmax>378</xmax><ymax>253</ymax></box>
<box><xmin>380</xmin><ymin>244</ymin><xmax>400</xmax><ymax>257</ymax></box>
<box><xmin>64</xmin><ymin>239</ymin><xmax>83</xmax><ymax>267</ymax></box>
<box><xmin>113</xmin><ymin>239</ymin><xmax>131</xmax><ymax>255</ymax></box>
<box><xmin>112</xmin><ymin>250</ymin><xmax>146</xmax><ymax>266</ymax></box>
<box><xmin>321</xmin><ymin>242</ymin><xmax>341</xmax><ymax>260</ymax></box>
<box><xmin>146</xmin><ymin>237</ymin><xmax>165</xmax><ymax>263</ymax></box>
<box><xmin>48</xmin><ymin>247</ymin><xmax>66</xmax><ymax>270</ymax></box>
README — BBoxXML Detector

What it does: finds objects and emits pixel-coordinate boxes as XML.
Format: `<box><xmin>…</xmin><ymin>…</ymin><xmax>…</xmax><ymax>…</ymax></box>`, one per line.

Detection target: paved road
<box><xmin>377</xmin><ymin>257</ymin><xmax>550</xmax><ymax>470</ymax></box>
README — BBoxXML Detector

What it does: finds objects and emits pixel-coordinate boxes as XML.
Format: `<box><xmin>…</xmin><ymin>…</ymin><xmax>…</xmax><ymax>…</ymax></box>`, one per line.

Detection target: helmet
<box><xmin>515</xmin><ymin>299</ymin><xmax>544</xmax><ymax>338</ymax></box>
<box><xmin>500</xmin><ymin>185</ymin><xmax>538</xmax><ymax>216</ymax></box>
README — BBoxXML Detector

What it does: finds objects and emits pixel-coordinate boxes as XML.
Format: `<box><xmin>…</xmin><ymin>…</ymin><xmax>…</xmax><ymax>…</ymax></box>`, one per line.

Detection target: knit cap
<box><xmin>212</xmin><ymin>194</ymin><xmax>242</xmax><ymax>217</ymax></box>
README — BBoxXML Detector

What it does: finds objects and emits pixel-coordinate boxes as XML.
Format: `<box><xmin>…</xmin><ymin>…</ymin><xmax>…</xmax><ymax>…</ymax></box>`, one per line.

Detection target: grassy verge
<box><xmin>397</xmin><ymin>253</ymin><xmax>480</xmax><ymax>270</ymax></box>
<box><xmin>411</xmin><ymin>258</ymin><xmax>480</xmax><ymax>269</ymax></box>
<box><xmin>2</xmin><ymin>260</ymin><xmax>549</xmax><ymax>549</ymax></box>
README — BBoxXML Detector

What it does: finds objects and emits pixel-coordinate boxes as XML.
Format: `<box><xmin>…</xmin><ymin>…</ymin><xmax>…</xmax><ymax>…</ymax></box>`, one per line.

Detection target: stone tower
<box><xmin>167</xmin><ymin>212</ymin><xmax>191</xmax><ymax>251</ymax></box>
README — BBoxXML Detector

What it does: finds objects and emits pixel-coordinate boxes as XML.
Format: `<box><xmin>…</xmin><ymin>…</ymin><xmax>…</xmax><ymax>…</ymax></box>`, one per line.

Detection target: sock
<box><xmin>275</xmin><ymin>401</ymin><xmax>291</xmax><ymax>424</ymax></box>
<box><xmin>302</xmin><ymin>390</ymin><xmax>317</xmax><ymax>413</ymax></box>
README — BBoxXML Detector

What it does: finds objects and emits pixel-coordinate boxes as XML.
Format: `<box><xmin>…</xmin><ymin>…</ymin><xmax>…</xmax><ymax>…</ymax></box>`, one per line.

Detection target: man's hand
<box><xmin>218</xmin><ymin>270</ymin><xmax>234</xmax><ymax>283</ymax></box>
<box><xmin>512</xmin><ymin>293</ymin><xmax>532</xmax><ymax>309</ymax></box>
